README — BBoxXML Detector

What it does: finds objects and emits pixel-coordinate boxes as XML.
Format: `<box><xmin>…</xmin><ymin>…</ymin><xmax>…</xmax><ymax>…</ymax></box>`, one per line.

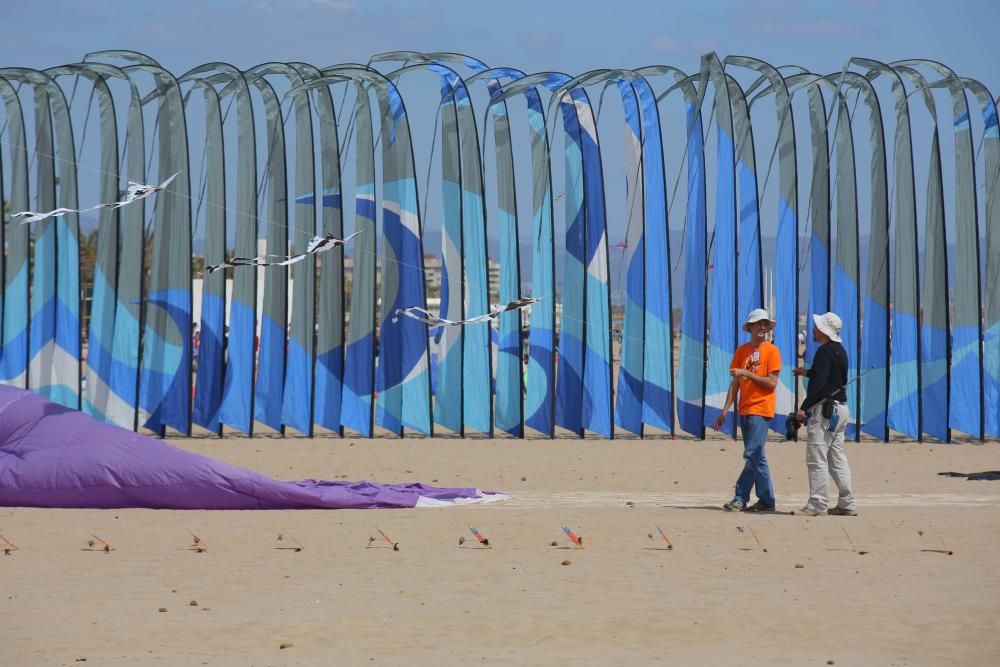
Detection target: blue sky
<box><xmin>1</xmin><ymin>0</ymin><xmax>997</xmax><ymax>91</ymax></box>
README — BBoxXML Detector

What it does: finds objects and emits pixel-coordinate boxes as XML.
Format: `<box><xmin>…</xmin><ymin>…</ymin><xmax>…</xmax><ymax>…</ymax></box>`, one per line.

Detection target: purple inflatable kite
<box><xmin>0</xmin><ymin>386</ymin><xmax>506</xmax><ymax>509</ymax></box>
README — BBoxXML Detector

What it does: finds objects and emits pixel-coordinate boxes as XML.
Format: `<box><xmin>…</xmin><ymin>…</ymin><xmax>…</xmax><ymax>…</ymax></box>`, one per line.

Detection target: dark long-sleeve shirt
<box><xmin>799</xmin><ymin>341</ymin><xmax>848</xmax><ymax>413</ymax></box>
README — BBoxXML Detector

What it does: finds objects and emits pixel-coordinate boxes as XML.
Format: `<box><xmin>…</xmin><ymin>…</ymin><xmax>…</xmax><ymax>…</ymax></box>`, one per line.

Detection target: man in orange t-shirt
<box><xmin>713</xmin><ymin>309</ymin><xmax>781</xmax><ymax>512</ymax></box>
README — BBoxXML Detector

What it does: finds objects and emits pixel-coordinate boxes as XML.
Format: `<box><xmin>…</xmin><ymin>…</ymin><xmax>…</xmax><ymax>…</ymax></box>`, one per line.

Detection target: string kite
<box><xmin>203</xmin><ymin>231</ymin><xmax>361</xmax><ymax>275</ymax></box>
<box><xmin>392</xmin><ymin>296</ymin><xmax>541</xmax><ymax>326</ymax></box>
<box><xmin>10</xmin><ymin>172</ymin><xmax>180</xmax><ymax>225</ymax></box>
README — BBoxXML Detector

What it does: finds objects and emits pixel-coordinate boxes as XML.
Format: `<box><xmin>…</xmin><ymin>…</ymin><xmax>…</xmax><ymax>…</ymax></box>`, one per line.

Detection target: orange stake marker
<box><xmin>468</xmin><ymin>525</ymin><xmax>491</xmax><ymax>548</ymax></box>
<box><xmin>841</xmin><ymin>526</ymin><xmax>868</xmax><ymax>555</ymax></box>
<box><xmin>274</xmin><ymin>528</ymin><xmax>304</xmax><ymax>552</ymax></box>
<box><xmin>920</xmin><ymin>530</ymin><xmax>954</xmax><ymax>555</ymax></box>
<box><xmin>376</xmin><ymin>528</ymin><xmax>399</xmax><ymax>551</ymax></box>
<box><xmin>655</xmin><ymin>526</ymin><xmax>673</xmax><ymax>550</ymax></box>
<box><xmin>748</xmin><ymin>526</ymin><xmax>768</xmax><ymax>553</ymax></box>
<box><xmin>186</xmin><ymin>531</ymin><xmax>208</xmax><ymax>552</ymax></box>
<box><xmin>562</xmin><ymin>524</ymin><xmax>583</xmax><ymax>549</ymax></box>
<box><xmin>0</xmin><ymin>532</ymin><xmax>18</xmax><ymax>554</ymax></box>
<box><xmin>89</xmin><ymin>534</ymin><xmax>114</xmax><ymax>553</ymax></box>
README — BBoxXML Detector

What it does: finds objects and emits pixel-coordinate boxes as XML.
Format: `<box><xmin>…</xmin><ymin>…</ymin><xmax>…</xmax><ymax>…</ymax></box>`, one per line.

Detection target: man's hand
<box><xmin>712</xmin><ymin>414</ymin><xmax>726</xmax><ymax>431</ymax></box>
<box><xmin>729</xmin><ymin>368</ymin><xmax>746</xmax><ymax>379</ymax></box>
<box><xmin>792</xmin><ymin>367</ymin><xmax>808</xmax><ymax>377</ymax></box>
<box><xmin>795</xmin><ymin>410</ymin><xmax>807</xmax><ymax>423</ymax></box>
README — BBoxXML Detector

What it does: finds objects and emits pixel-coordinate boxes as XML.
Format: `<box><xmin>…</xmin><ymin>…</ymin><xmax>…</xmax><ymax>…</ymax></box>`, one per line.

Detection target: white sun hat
<box><xmin>742</xmin><ymin>308</ymin><xmax>777</xmax><ymax>333</ymax></box>
<box><xmin>812</xmin><ymin>312</ymin><xmax>843</xmax><ymax>343</ymax></box>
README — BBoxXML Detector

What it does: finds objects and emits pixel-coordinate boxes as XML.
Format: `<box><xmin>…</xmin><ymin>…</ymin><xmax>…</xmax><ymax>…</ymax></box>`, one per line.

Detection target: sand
<box><xmin>2</xmin><ymin>431</ymin><xmax>999</xmax><ymax>666</ymax></box>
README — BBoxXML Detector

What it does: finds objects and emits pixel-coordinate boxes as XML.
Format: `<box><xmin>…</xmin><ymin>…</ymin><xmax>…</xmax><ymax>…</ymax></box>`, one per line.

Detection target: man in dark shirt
<box><xmin>792</xmin><ymin>312</ymin><xmax>857</xmax><ymax>517</ymax></box>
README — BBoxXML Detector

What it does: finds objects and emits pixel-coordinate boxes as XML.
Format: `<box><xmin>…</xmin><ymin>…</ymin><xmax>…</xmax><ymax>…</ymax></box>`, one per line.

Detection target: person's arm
<box><xmin>731</xmin><ymin>366</ymin><xmax>778</xmax><ymax>390</ymax></box>
<box><xmin>712</xmin><ymin>377</ymin><xmax>740</xmax><ymax>431</ymax></box>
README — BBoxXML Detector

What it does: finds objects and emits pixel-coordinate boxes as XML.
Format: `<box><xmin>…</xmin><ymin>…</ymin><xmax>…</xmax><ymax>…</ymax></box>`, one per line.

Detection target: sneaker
<box><xmin>723</xmin><ymin>498</ymin><xmax>746</xmax><ymax>512</ymax></box>
<box><xmin>828</xmin><ymin>507</ymin><xmax>858</xmax><ymax>516</ymax></box>
<box><xmin>797</xmin><ymin>506</ymin><xmax>824</xmax><ymax>517</ymax></box>
<box><xmin>745</xmin><ymin>501</ymin><xmax>777</xmax><ymax>513</ymax></box>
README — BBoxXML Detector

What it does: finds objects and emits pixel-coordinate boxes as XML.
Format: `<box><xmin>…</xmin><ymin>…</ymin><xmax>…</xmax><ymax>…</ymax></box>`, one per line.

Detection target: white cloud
<box><xmin>750</xmin><ymin>18</ymin><xmax>860</xmax><ymax>39</ymax></box>
<box><xmin>650</xmin><ymin>36</ymin><xmax>717</xmax><ymax>54</ymax></box>
<box><xmin>309</xmin><ymin>0</ymin><xmax>359</xmax><ymax>12</ymax></box>
<box><xmin>256</xmin><ymin>0</ymin><xmax>358</xmax><ymax>13</ymax></box>
<box><xmin>651</xmin><ymin>36</ymin><xmax>680</xmax><ymax>52</ymax></box>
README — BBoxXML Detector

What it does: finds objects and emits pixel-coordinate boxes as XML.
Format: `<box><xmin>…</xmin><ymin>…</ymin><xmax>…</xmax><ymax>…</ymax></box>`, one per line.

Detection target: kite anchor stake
<box><xmin>0</xmin><ymin>533</ymin><xmax>18</xmax><ymax>555</ymax></box>
<box><xmin>374</xmin><ymin>528</ymin><xmax>399</xmax><ymax>551</ymax></box>
<box><xmin>274</xmin><ymin>529</ymin><xmax>304</xmax><ymax>552</ymax></box>
<box><xmin>86</xmin><ymin>534</ymin><xmax>115</xmax><ymax>553</ymax></box>
<box><xmin>466</xmin><ymin>525</ymin><xmax>492</xmax><ymax>549</ymax></box>
<box><xmin>562</xmin><ymin>524</ymin><xmax>583</xmax><ymax>549</ymax></box>
<box><xmin>841</xmin><ymin>527</ymin><xmax>868</xmax><ymax>555</ymax></box>
<box><xmin>185</xmin><ymin>531</ymin><xmax>208</xmax><ymax>553</ymax></box>
<box><xmin>655</xmin><ymin>526</ymin><xmax>673</xmax><ymax>550</ymax></box>
<box><xmin>920</xmin><ymin>530</ymin><xmax>953</xmax><ymax>555</ymax></box>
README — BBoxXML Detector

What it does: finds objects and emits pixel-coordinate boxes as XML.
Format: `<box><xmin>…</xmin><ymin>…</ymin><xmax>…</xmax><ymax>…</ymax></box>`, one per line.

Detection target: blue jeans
<box><xmin>734</xmin><ymin>415</ymin><xmax>776</xmax><ymax>506</ymax></box>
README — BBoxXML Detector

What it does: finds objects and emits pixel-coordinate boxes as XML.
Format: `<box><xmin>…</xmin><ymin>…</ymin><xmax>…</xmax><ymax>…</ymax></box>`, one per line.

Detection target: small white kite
<box><xmin>201</xmin><ymin>256</ymin><xmax>270</xmax><ymax>275</ymax></box>
<box><xmin>9</xmin><ymin>207</ymin><xmax>84</xmax><ymax>225</ymax></box>
<box><xmin>393</xmin><ymin>296</ymin><xmax>542</xmax><ymax>326</ymax></box>
<box><xmin>115</xmin><ymin>172</ymin><xmax>180</xmax><ymax>208</ymax></box>
<box><xmin>10</xmin><ymin>172</ymin><xmax>181</xmax><ymax>225</ymax></box>
<box><xmin>203</xmin><ymin>231</ymin><xmax>361</xmax><ymax>275</ymax></box>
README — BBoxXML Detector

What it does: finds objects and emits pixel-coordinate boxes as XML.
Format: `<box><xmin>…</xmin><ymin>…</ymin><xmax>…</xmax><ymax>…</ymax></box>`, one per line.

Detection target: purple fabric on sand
<box><xmin>0</xmin><ymin>385</ymin><xmax>498</xmax><ymax>509</ymax></box>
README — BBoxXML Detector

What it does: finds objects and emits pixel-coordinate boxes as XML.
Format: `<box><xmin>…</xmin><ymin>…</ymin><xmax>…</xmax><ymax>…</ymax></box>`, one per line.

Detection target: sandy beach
<box><xmin>2</xmin><ymin>431</ymin><xmax>999</xmax><ymax>666</ymax></box>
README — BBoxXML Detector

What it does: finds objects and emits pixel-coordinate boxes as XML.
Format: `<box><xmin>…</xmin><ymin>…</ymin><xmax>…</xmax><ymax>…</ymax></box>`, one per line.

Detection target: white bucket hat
<box><xmin>742</xmin><ymin>308</ymin><xmax>777</xmax><ymax>333</ymax></box>
<box><xmin>812</xmin><ymin>312</ymin><xmax>843</xmax><ymax>343</ymax></box>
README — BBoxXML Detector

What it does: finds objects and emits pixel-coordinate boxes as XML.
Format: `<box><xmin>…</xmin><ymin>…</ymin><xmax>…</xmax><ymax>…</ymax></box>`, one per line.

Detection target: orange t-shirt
<box><xmin>730</xmin><ymin>341</ymin><xmax>781</xmax><ymax>418</ymax></box>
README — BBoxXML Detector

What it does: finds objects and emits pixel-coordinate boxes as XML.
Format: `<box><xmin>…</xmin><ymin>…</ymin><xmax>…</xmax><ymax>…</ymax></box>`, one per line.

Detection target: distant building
<box><xmin>417</xmin><ymin>254</ymin><xmax>498</xmax><ymax>299</ymax></box>
<box><xmin>423</xmin><ymin>254</ymin><xmax>442</xmax><ymax>295</ymax></box>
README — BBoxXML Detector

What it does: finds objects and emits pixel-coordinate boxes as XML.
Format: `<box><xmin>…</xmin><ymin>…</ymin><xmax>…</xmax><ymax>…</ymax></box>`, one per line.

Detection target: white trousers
<box><xmin>805</xmin><ymin>402</ymin><xmax>855</xmax><ymax>511</ymax></box>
